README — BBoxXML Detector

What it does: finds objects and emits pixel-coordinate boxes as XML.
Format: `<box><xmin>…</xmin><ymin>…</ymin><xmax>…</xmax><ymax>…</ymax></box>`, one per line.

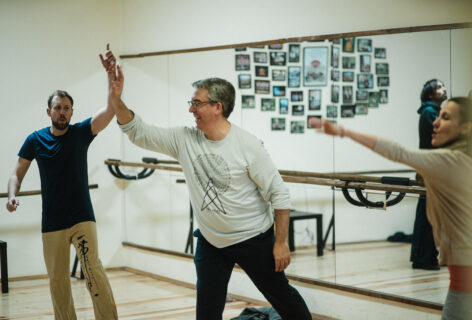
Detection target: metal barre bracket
<box><xmin>107</xmin><ymin>158</ymin><xmax>157</xmax><ymax>180</ymax></box>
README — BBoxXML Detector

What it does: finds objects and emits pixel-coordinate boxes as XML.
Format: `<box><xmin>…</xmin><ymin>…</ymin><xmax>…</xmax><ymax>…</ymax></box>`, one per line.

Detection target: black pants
<box><xmin>410</xmin><ymin>196</ymin><xmax>438</xmax><ymax>265</ymax></box>
<box><xmin>193</xmin><ymin>227</ymin><xmax>311</xmax><ymax>320</ymax></box>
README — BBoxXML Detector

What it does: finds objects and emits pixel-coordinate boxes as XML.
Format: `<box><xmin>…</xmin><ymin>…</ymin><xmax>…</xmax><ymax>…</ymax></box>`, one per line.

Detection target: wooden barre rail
<box><xmin>0</xmin><ymin>184</ymin><xmax>99</xmax><ymax>198</ymax></box>
<box><xmin>104</xmin><ymin>160</ymin><xmax>426</xmax><ymax>195</ymax></box>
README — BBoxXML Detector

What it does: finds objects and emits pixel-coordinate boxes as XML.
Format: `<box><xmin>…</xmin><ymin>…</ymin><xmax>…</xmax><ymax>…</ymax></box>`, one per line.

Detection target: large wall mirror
<box><xmin>113</xmin><ymin>24</ymin><xmax>471</xmax><ymax>307</ymax></box>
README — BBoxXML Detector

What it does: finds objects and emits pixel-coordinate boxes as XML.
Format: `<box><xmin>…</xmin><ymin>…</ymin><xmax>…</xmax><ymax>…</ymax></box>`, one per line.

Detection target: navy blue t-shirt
<box><xmin>18</xmin><ymin>118</ymin><xmax>96</xmax><ymax>233</ymax></box>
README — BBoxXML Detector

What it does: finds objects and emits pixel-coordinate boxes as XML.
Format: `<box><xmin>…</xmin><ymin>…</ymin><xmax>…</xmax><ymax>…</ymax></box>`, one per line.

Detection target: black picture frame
<box><xmin>376</xmin><ymin>63</ymin><xmax>389</xmax><ymax>75</ymax></box>
<box><xmin>254</xmin><ymin>51</ymin><xmax>268</xmax><ymax>63</ymax></box>
<box><xmin>357</xmin><ymin>73</ymin><xmax>374</xmax><ymax>89</ymax></box>
<box><xmin>261</xmin><ymin>98</ymin><xmax>276</xmax><ymax>111</ymax></box>
<box><xmin>308</xmin><ymin>89</ymin><xmax>322</xmax><ymax>111</ymax></box>
<box><xmin>272</xmin><ymin>69</ymin><xmax>286</xmax><ymax>81</ymax></box>
<box><xmin>235</xmin><ymin>54</ymin><xmax>250</xmax><ymax>71</ymax></box>
<box><xmin>292</xmin><ymin>104</ymin><xmax>305</xmax><ymax>116</ymax></box>
<box><xmin>341</xmin><ymin>105</ymin><xmax>355</xmax><ymax>118</ymax></box>
<box><xmin>270</xmin><ymin>51</ymin><xmax>286</xmax><ymax>66</ymax></box>
<box><xmin>291</xmin><ymin>90</ymin><xmax>304</xmax><ymax>102</ymax></box>
<box><xmin>288</xmin><ymin>66</ymin><xmax>301</xmax><ymax>88</ymax></box>
<box><xmin>307</xmin><ymin>115</ymin><xmax>322</xmax><ymax>128</ymax></box>
<box><xmin>342</xmin><ymin>85</ymin><xmax>353</xmax><ymax>103</ymax></box>
<box><xmin>331</xmin><ymin>85</ymin><xmax>340</xmax><ymax>103</ymax></box>
<box><xmin>241</xmin><ymin>95</ymin><xmax>255</xmax><ymax>109</ymax></box>
<box><xmin>360</xmin><ymin>55</ymin><xmax>371</xmax><ymax>72</ymax></box>
<box><xmin>380</xmin><ymin>89</ymin><xmax>389</xmax><ymax>104</ymax></box>
<box><xmin>374</xmin><ymin>48</ymin><xmax>386</xmax><ymax>59</ymax></box>
<box><xmin>331</xmin><ymin>46</ymin><xmax>340</xmax><ymax>68</ymax></box>
<box><xmin>238</xmin><ymin>74</ymin><xmax>251</xmax><ymax>89</ymax></box>
<box><xmin>342</xmin><ymin>56</ymin><xmax>356</xmax><ymax>69</ymax></box>
<box><xmin>255</xmin><ymin>65</ymin><xmax>269</xmax><ymax>77</ymax></box>
<box><xmin>356</xmin><ymin>90</ymin><xmax>369</xmax><ymax>101</ymax></box>
<box><xmin>289</xmin><ymin>44</ymin><xmax>301</xmax><ymax>63</ymax></box>
<box><xmin>342</xmin><ymin>71</ymin><xmax>354</xmax><ymax>82</ymax></box>
<box><xmin>369</xmin><ymin>92</ymin><xmax>380</xmax><ymax>108</ymax></box>
<box><xmin>290</xmin><ymin>120</ymin><xmax>305</xmax><ymax>134</ymax></box>
<box><xmin>255</xmin><ymin>80</ymin><xmax>270</xmax><ymax>94</ymax></box>
<box><xmin>271</xmin><ymin>118</ymin><xmax>286</xmax><ymax>131</ymax></box>
<box><xmin>279</xmin><ymin>98</ymin><xmax>289</xmax><ymax>114</ymax></box>
<box><xmin>331</xmin><ymin>69</ymin><xmax>340</xmax><ymax>81</ymax></box>
<box><xmin>342</xmin><ymin>37</ymin><xmax>355</xmax><ymax>52</ymax></box>
<box><xmin>355</xmin><ymin>104</ymin><xmax>369</xmax><ymax>115</ymax></box>
<box><xmin>357</xmin><ymin>39</ymin><xmax>372</xmax><ymax>52</ymax></box>
<box><xmin>377</xmin><ymin>76</ymin><xmax>390</xmax><ymax>87</ymax></box>
<box><xmin>273</xmin><ymin>85</ymin><xmax>286</xmax><ymax>97</ymax></box>
<box><xmin>326</xmin><ymin>105</ymin><xmax>338</xmax><ymax>118</ymax></box>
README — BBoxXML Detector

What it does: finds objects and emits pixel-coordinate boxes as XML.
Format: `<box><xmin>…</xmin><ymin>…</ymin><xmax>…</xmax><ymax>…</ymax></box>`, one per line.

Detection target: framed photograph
<box><xmin>342</xmin><ymin>71</ymin><xmax>354</xmax><ymax>82</ymax></box>
<box><xmin>238</xmin><ymin>74</ymin><xmax>251</xmax><ymax>89</ymax></box>
<box><xmin>307</xmin><ymin>115</ymin><xmax>322</xmax><ymax>128</ymax></box>
<box><xmin>250</xmin><ymin>45</ymin><xmax>265</xmax><ymax>49</ymax></box>
<box><xmin>376</xmin><ymin>63</ymin><xmax>389</xmax><ymax>75</ymax></box>
<box><xmin>331</xmin><ymin>38</ymin><xmax>341</xmax><ymax>45</ymax></box>
<box><xmin>326</xmin><ymin>105</ymin><xmax>338</xmax><ymax>118</ymax></box>
<box><xmin>331</xmin><ymin>69</ymin><xmax>340</xmax><ymax>81</ymax></box>
<box><xmin>291</xmin><ymin>91</ymin><xmax>303</xmax><ymax>102</ymax></box>
<box><xmin>356</xmin><ymin>90</ymin><xmax>369</xmax><ymax>101</ymax></box>
<box><xmin>341</xmin><ymin>105</ymin><xmax>355</xmax><ymax>118</ymax></box>
<box><xmin>291</xmin><ymin>120</ymin><xmax>305</xmax><ymax>134</ymax></box>
<box><xmin>289</xmin><ymin>44</ymin><xmax>301</xmax><ymax>62</ymax></box>
<box><xmin>241</xmin><ymin>95</ymin><xmax>255</xmax><ymax>109</ymax></box>
<box><xmin>261</xmin><ymin>98</ymin><xmax>276</xmax><ymax>111</ymax></box>
<box><xmin>375</xmin><ymin>48</ymin><xmax>386</xmax><ymax>59</ymax></box>
<box><xmin>342</xmin><ymin>86</ymin><xmax>353</xmax><ymax>103</ymax></box>
<box><xmin>269</xmin><ymin>44</ymin><xmax>283</xmax><ymax>50</ymax></box>
<box><xmin>292</xmin><ymin>104</ymin><xmax>305</xmax><ymax>116</ymax></box>
<box><xmin>342</xmin><ymin>56</ymin><xmax>356</xmax><ymax>69</ymax></box>
<box><xmin>379</xmin><ymin>89</ymin><xmax>388</xmax><ymax>104</ymax></box>
<box><xmin>303</xmin><ymin>47</ymin><xmax>329</xmax><ymax>86</ymax></box>
<box><xmin>235</xmin><ymin>47</ymin><xmax>247</xmax><ymax>52</ymax></box>
<box><xmin>357</xmin><ymin>73</ymin><xmax>374</xmax><ymax>89</ymax></box>
<box><xmin>288</xmin><ymin>66</ymin><xmax>301</xmax><ymax>87</ymax></box>
<box><xmin>355</xmin><ymin>104</ymin><xmax>369</xmax><ymax>115</ymax></box>
<box><xmin>360</xmin><ymin>55</ymin><xmax>371</xmax><ymax>72</ymax></box>
<box><xmin>255</xmin><ymin>80</ymin><xmax>270</xmax><ymax>94</ymax></box>
<box><xmin>273</xmin><ymin>85</ymin><xmax>286</xmax><ymax>97</ymax></box>
<box><xmin>272</xmin><ymin>69</ymin><xmax>286</xmax><ymax>81</ymax></box>
<box><xmin>342</xmin><ymin>37</ymin><xmax>355</xmax><ymax>52</ymax></box>
<box><xmin>254</xmin><ymin>51</ymin><xmax>268</xmax><ymax>63</ymax></box>
<box><xmin>255</xmin><ymin>65</ymin><xmax>269</xmax><ymax>77</ymax></box>
<box><xmin>271</xmin><ymin>118</ymin><xmax>286</xmax><ymax>131</ymax></box>
<box><xmin>235</xmin><ymin>54</ymin><xmax>250</xmax><ymax>71</ymax></box>
<box><xmin>331</xmin><ymin>46</ymin><xmax>340</xmax><ymax>68</ymax></box>
<box><xmin>357</xmin><ymin>39</ymin><xmax>372</xmax><ymax>52</ymax></box>
<box><xmin>308</xmin><ymin>89</ymin><xmax>322</xmax><ymax>111</ymax></box>
<box><xmin>378</xmin><ymin>76</ymin><xmax>390</xmax><ymax>87</ymax></box>
<box><xmin>369</xmin><ymin>92</ymin><xmax>380</xmax><ymax>108</ymax></box>
<box><xmin>331</xmin><ymin>85</ymin><xmax>340</xmax><ymax>103</ymax></box>
<box><xmin>270</xmin><ymin>52</ymin><xmax>286</xmax><ymax>66</ymax></box>
<box><xmin>279</xmin><ymin>98</ymin><xmax>289</xmax><ymax>114</ymax></box>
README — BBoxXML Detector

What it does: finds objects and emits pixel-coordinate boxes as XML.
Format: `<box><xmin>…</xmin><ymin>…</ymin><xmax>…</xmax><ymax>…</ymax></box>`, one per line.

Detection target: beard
<box><xmin>52</xmin><ymin>118</ymin><xmax>70</xmax><ymax>130</ymax></box>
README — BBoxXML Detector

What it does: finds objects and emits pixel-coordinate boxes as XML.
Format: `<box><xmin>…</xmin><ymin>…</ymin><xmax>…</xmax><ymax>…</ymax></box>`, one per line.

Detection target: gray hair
<box><xmin>192</xmin><ymin>78</ymin><xmax>235</xmax><ymax>118</ymax></box>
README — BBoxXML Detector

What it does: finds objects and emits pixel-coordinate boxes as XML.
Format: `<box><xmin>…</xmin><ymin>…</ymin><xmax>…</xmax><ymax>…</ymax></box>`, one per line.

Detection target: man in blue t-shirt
<box><xmin>6</xmin><ymin>47</ymin><xmax>118</xmax><ymax>319</ymax></box>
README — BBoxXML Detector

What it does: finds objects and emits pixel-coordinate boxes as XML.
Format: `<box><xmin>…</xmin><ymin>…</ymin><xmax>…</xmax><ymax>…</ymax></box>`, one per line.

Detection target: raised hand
<box><xmin>99</xmin><ymin>44</ymin><xmax>123</xmax><ymax>102</ymax></box>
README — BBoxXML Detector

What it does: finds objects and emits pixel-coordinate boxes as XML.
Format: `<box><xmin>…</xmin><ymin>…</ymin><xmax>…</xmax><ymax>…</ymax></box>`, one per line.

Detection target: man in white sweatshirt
<box><xmin>100</xmin><ymin>48</ymin><xmax>311</xmax><ymax>319</ymax></box>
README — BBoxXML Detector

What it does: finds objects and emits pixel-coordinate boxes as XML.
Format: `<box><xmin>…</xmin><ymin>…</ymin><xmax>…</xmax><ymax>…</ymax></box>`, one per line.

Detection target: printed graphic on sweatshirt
<box><xmin>193</xmin><ymin>153</ymin><xmax>231</xmax><ymax>215</ymax></box>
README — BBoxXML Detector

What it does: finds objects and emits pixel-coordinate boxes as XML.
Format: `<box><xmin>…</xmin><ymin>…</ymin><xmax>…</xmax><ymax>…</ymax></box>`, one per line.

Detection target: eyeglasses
<box><xmin>187</xmin><ymin>100</ymin><xmax>217</xmax><ymax>108</ymax></box>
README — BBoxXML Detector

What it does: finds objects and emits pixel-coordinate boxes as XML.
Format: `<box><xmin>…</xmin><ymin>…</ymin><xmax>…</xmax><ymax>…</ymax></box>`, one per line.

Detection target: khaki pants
<box><xmin>42</xmin><ymin>221</ymin><xmax>117</xmax><ymax>320</ymax></box>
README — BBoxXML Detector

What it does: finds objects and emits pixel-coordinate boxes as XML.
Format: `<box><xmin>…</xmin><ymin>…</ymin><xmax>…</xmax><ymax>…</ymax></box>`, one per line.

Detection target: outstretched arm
<box><xmin>6</xmin><ymin>157</ymin><xmax>31</xmax><ymax>212</ymax></box>
<box><xmin>309</xmin><ymin>117</ymin><xmax>378</xmax><ymax>150</ymax></box>
<box><xmin>91</xmin><ymin>44</ymin><xmax>116</xmax><ymax>135</ymax></box>
<box><xmin>99</xmin><ymin>44</ymin><xmax>134</xmax><ymax>125</ymax></box>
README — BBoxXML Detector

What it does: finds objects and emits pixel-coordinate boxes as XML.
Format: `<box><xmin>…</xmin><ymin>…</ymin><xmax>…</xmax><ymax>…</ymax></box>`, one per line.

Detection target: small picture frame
<box><xmin>357</xmin><ymin>74</ymin><xmax>374</xmax><ymax>89</ymax></box>
<box><xmin>355</xmin><ymin>104</ymin><xmax>369</xmax><ymax>115</ymax></box>
<box><xmin>270</xmin><ymin>52</ymin><xmax>286</xmax><ymax>66</ymax></box>
<box><xmin>342</xmin><ymin>37</ymin><xmax>355</xmax><ymax>53</ymax></box>
<box><xmin>235</xmin><ymin>47</ymin><xmax>247</xmax><ymax>52</ymax></box>
<box><xmin>369</xmin><ymin>92</ymin><xmax>380</xmax><ymax>108</ymax></box>
<box><xmin>279</xmin><ymin>98</ymin><xmax>289</xmax><ymax>114</ymax></box>
<box><xmin>357</xmin><ymin>39</ymin><xmax>372</xmax><ymax>52</ymax></box>
<box><xmin>307</xmin><ymin>115</ymin><xmax>322</xmax><ymax>128</ymax></box>
<box><xmin>289</xmin><ymin>44</ymin><xmax>301</xmax><ymax>63</ymax></box>
<box><xmin>342</xmin><ymin>71</ymin><xmax>354</xmax><ymax>82</ymax></box>
<box><xmin>331</xmin><ymin>38</ymin><xmax>341</xmax><ymax>45</ymax></box>
<box><xmin>238</xmin><ymin>74</ymin><xmax>251</xmax><ymax>89</ymax></box>
<box><xmin>376</xmin><ymin>63</ymin><xmax>389</xmax><ymax>75</ymax></box>
<box><xmin>342</xmin><ymin>86</ymin><xmax>353</xmax><ymax>103</ymax></box>
<box><xmin>291</xmin><ymin>120</ymin><xmax>305</xmax><ymax>134</ymax></box>
<box><xmin>303</xmin><ymin>47</ymin><xmax>329</xmax><ymax>86</ymax></box>
<box><xmin>356</xmin><ymin>90</ymin><xmax>369</xmax><ymax>101</ymax></box>
<box><xmin>308</xmin><ymin>89</ymin><xmax>322</xmax><ymax>111</ymax></box>
<box><xmin>326</xmin><ymin>105</ymin><xmax>338</xmax><ymax>118</ymax></box>
<box><xmin>254</xmin><ymin>51</ymin><xmax>268</xmax><ymax>63</ymax></box>
<box><xmin>271</xmin><ymin>118</ymin><xmax>286</xmax><ymax>131</ymax></box>
<box><xmin>331</xmin><ymin>70</ymin><xmax>340</xmax><ymax>81</ymax></box>
<box><xmin>341</xmin><ymin>105</ymin><xmax>355</xmax><ymax>118</ymax></box>
<box><xmin>292</xmin><ymin>104</ymin><xmax>305</xmax><ymax>116</ymax></box>
<box><xmin>331</xmin><ymin>46</ymin><xmax>340</xmax><ymax>68</ymax></box>
<box><xmin>291</xmin><ymin>91</ymin><xmax>304</xmax><ymax>102</ymax></box>
<box><xmin>377</xmin><ymin>76</ymin><xmax>390</xmax><ymax>87</ymax></box>
<box><xmin>235</xmin><ymin>54</ymin><xmax>250</xmax><ymax>71</ymax></box>
<box><xmin>250</xmin><ymin>45</ymin><xmax>265</xmax><ymax>49</ymax></box>
<box><xmin>288</xmin><ymin>66</ymin><xmax>301</xmax><ymax>88</ymax></box>
<box><xmin>241</xmin><ymin>95</ymin><xmax>255</xmax><ymax>109</ymax></box>
<box><xmin>255</xmin><ymin>80</ymin><xmax>270</xmax><ymax>94</ymax></box>
<box><xmin>261</xmin><ymin>98</ymin><xmax>276</xmax><ymax>111</ymax></box>
<box><xmin>342</xmin><ymin>56</ymin><xmax>356</xmax><ymax>69</ymax></box>
<box><xmin>272</xmin><ymin>69</ymin><xmax>286</xmax><ymax>81</ymax></box>
<box><xmin>269</xmin><ymin>44</ymin><xmax>283</xmax><ymax>50</ymax></box>
<box><xmin>273</xmin><ymin>85</ymin><xmax>286</xmax><ymax>97</ymax></box>
<box><xmin>360</xmin><ymin>55</ymin><xmax>371</xmax><ymax>72</ymax></box>
<box><xmin>255</xmin><ymin>65</ymin><xmax>269</xmax><ymax>77</ymax></box>
<box><xmin>375</xmin><ymin>48</ymin><xmax>386</xmax><ymax>59</ymax></box>
<box><xmin>379</xmin><ymin>89</ymin><xmax>388</xmax><ymax>104</ymax></box>
<box><xmin>331</xmin><ymin>85</ymin><xmax>340</xmax><ymax>103</ymax></box>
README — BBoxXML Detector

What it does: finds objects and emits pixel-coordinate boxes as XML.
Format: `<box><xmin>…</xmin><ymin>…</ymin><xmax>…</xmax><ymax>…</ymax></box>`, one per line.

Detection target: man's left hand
<box><xmin>273</xmin><ymin>241</ymin><xmax>291</xmax><ymax>272</ymax></box>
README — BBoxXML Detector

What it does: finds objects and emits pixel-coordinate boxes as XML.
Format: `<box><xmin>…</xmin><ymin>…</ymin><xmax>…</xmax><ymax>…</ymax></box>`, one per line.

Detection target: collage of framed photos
<box><xmin>235</xmin><ymin>38</ymin><xmax>389</xmax><ymax>133</ymax></box>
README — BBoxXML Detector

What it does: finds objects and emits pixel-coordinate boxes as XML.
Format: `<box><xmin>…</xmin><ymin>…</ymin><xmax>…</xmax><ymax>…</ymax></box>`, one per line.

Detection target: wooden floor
<box><xmin>287</xmin><ymin>240</ymin><xmax>448</xmax><ymax>304</ymax></box>
<box><xmin>0</xmin><ymin>270</ymin><xmax>264</xmax><ymax>320</ymax></box>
